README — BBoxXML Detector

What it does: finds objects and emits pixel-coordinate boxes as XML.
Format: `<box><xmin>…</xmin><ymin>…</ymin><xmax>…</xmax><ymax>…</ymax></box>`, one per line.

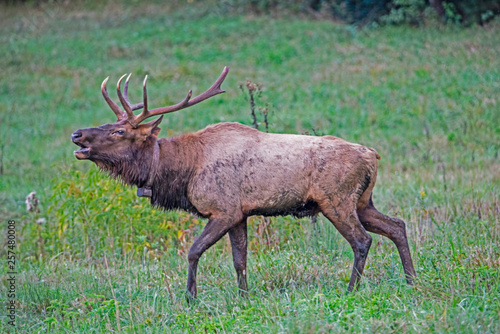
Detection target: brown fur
<box><xmin>72</xmin><ymin>119</ymin><xmax>416</xmax><ymax>300</ymax></box>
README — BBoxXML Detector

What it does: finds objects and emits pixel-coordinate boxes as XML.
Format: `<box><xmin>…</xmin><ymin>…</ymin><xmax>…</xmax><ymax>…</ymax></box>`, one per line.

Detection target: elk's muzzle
<box><xmin>72</xmin><ymin>130</ymin><xmax>91</xmax><ymax>160</ymax></box>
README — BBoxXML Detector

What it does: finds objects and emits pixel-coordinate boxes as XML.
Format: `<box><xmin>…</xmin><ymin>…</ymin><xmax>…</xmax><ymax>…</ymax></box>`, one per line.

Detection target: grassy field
<box><xmin>1</xmin><ymin>1</ymin><xmax>499</xmax><ymax>333</ymax></box>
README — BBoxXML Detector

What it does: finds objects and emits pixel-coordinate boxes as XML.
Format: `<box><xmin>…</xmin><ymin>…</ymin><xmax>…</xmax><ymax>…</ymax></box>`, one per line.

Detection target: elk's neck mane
<box><xmin>95</xmin><ymin>135</ymin><xmax>200</xmax><ymax>215</ymax></box>
<box><xmin>96</xmin><ymin>134</ymin><xmax>201</xmax><ymax>215</ymax></box>
<box><xmin>94</xmin><ymin>138</ymin><xmax>155</xmax><ymax>187</ymax></box>
<box><xmin>150</xmin><ymin>136</ymin><xmax>201</xmax><ymax>215</ymax></box>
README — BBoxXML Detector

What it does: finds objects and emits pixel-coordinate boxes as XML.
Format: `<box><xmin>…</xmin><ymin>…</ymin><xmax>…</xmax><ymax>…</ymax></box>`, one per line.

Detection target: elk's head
<box><xmin>72</xmin><ymin>67</ymin><xmax>229</xmax><ymax>166</ymax></box>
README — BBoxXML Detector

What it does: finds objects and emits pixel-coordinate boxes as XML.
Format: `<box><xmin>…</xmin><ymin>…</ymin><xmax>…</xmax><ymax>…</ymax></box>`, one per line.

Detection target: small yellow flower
<box><xmin>420</xmin><ymin>190</ymin><xmax>426</xmax><ymax>198</ymax></box>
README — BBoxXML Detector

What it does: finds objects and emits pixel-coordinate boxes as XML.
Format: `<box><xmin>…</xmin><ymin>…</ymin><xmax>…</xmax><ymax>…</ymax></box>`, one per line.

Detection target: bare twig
<box><xmin>261</xmin><ymin>106</ymin><xmax>269</xmax><ymax>133</ymax></box>
<box><xmin>240</xmin><ymin>80</ymin><xmax>263</xmax><ymax>130</ymax></box>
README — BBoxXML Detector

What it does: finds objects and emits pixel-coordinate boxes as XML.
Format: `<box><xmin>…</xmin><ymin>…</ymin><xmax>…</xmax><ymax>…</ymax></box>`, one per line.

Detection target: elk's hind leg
<box><xmin>320</xmin><ymin>205</ymin><xmax>372</xmax><ymax>291</ymax></box>
<box><xmin>357</xmin><ymin>196</ymin><xmax>416</xmax><ymax>284</ymax></box>
<box><xmin>228</xmin><ymin>219</ymin><xmax>248</xmax><ymax>295</ymax></box>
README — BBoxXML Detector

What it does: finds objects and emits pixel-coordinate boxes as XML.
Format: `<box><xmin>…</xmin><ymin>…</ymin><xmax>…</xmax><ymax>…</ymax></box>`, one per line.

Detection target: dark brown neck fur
<box><xmin>149</xmin><ymin>135</ymin><xmax>201</xmax><ymax>215</ymax></box>
<box><xmin>94</xmin><ymin>137</ymin><xmax>156</xmax><ymax>188</ymax></box>
<box><xmin>94</xmin><ymin>134</ymin><xmax>201</xmax><ymax>215</ymax></box>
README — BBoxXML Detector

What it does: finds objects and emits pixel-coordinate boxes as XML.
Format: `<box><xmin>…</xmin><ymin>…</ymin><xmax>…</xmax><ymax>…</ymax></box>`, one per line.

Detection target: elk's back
<box><xmin>186</xmin><ymin>123</ymin><xmax>378</xmax><ymax>218</ymax></box>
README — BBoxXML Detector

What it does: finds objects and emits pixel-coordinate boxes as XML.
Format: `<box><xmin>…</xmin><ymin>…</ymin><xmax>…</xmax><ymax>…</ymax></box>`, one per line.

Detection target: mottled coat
<box><xmin>151</xmin><ymin>122</ymin><xmax>377</xmax><ymax>218</ymax></box>
<box><xmin>73</xmin><ymin>121</ymin><xmax>415</xmax><ymax>298</ymax></box>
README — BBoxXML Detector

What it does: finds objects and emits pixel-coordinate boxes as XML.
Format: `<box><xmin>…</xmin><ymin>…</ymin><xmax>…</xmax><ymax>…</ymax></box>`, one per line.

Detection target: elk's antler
<box><xmin>101</xmin><ymin>66</ymin><xmax>229</xmax><ymax>127</ymax></box>
<box><xmin>101</xmin><ymin>75</ymin><xmax>144</xmax><ymax>122</ymax></box>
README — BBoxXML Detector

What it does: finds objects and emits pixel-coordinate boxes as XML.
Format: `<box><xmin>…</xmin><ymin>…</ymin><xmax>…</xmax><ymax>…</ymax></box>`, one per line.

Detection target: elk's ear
<box><xmin>139</xmin><ymin>116</ymin><xmax>163</xmax><ymax>139</ymax></box>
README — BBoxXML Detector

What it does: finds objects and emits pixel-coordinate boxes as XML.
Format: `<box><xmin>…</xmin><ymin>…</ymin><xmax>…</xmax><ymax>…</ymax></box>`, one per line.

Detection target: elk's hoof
<box><xmin>185</xmin><ymin>291</ymin><xmax>198</xmax><ymax>305</ymax></box>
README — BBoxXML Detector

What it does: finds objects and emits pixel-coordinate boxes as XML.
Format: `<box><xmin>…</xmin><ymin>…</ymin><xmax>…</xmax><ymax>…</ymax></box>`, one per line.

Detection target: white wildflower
<box><xmin>26</xmin><ymin>191</ymin><xmax>39</xmax><ymax>213</ymax></box>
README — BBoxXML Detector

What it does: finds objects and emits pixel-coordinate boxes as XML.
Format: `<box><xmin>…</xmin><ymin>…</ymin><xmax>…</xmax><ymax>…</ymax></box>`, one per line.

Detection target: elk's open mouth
<box><xmin>74</xmin><ymin>143</ymin><xmax>91</xmax><ymax>160</ymax></box>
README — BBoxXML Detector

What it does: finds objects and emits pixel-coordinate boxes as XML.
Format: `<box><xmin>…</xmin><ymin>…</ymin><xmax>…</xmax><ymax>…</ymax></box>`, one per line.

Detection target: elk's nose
<box><xmin>72</xmin><ymin>131</ymin><xmax>83</xmax><ymax>142</ymax></box>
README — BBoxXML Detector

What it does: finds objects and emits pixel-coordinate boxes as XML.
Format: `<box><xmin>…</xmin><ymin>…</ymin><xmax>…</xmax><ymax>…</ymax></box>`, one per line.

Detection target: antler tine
<box><xmin>101</xmin><ymin>77</ymin><xmax>126</xmax><ymax>121</ymax></box>
<box><xmin>189</xmin><ymin>66</ymin><xmax>229</xmax><ymax>105</ymax></box>
<box><xmin>116</xmin><ymin>74</ymin><xmax>136</xmax><ymax>120</ymax></box>
<box><xmin>129</xmin><ymin>75</ymin><xmax>193</xmax><ymax>128</ymax></box>
<box><xmin>124</xmin><ymin>73</ymin><xmax>145</xmax><ymax>111</ymax></box>
<box><xmin>127</xmin><ymin>76</ymin><xmax>150</xmax><ymax>128</ymax></box>
<box><xmin>142</xmin><ymin>75</ymin><xmax>148</xmax><ymax>113</ymax></box>
<box><xmin>128</xmin><ymin>66</ymin><xmax>229</xmax><ymax>127</ymax></box>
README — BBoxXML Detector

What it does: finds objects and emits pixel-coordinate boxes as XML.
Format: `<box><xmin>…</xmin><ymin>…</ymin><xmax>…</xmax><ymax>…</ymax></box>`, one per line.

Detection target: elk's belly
<box><xmin>246</xmin><ymin>200</ymin><xmax>319</xmax><ymax>218</ymax></box>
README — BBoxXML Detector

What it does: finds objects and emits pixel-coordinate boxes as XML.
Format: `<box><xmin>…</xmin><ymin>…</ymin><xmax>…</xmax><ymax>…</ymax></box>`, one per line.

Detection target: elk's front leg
<box><xmin>228</xmin><ymin>219</ymin><xmax>248</xmax><ymax>295</ymax></box>
<box><xmin>186</xmin><ymin>215</ymin><xmax>240</xmax><ymax>301</ymax></box>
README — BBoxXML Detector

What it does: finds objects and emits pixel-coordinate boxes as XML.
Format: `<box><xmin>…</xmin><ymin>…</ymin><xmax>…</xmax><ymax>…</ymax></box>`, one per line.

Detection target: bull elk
<box><xmin>72</xmin><ymin>66</ymin><xmax>416</xmax><ymax>299</ymax></box>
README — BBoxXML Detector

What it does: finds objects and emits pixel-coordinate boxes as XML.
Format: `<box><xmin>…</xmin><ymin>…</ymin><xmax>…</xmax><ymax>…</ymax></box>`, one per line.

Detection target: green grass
<box><xmin>0</xmin><ymin>1</ymin><xmax>499</xmax><ymax>332</ymax></box>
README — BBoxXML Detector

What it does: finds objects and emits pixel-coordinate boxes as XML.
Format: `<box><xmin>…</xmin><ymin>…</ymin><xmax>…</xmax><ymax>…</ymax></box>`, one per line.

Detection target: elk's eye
<box><xmin>112</xmin><ymin>129</ymin><xmax>125</xmax><ymax>135</ymax></box>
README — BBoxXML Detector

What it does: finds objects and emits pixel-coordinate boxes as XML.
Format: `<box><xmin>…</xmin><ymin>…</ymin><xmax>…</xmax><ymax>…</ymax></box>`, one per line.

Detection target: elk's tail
<box><xmin>356</xmin><ymin>148</ymin><xmax>380</xmax><ymax>210</ymax></box>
